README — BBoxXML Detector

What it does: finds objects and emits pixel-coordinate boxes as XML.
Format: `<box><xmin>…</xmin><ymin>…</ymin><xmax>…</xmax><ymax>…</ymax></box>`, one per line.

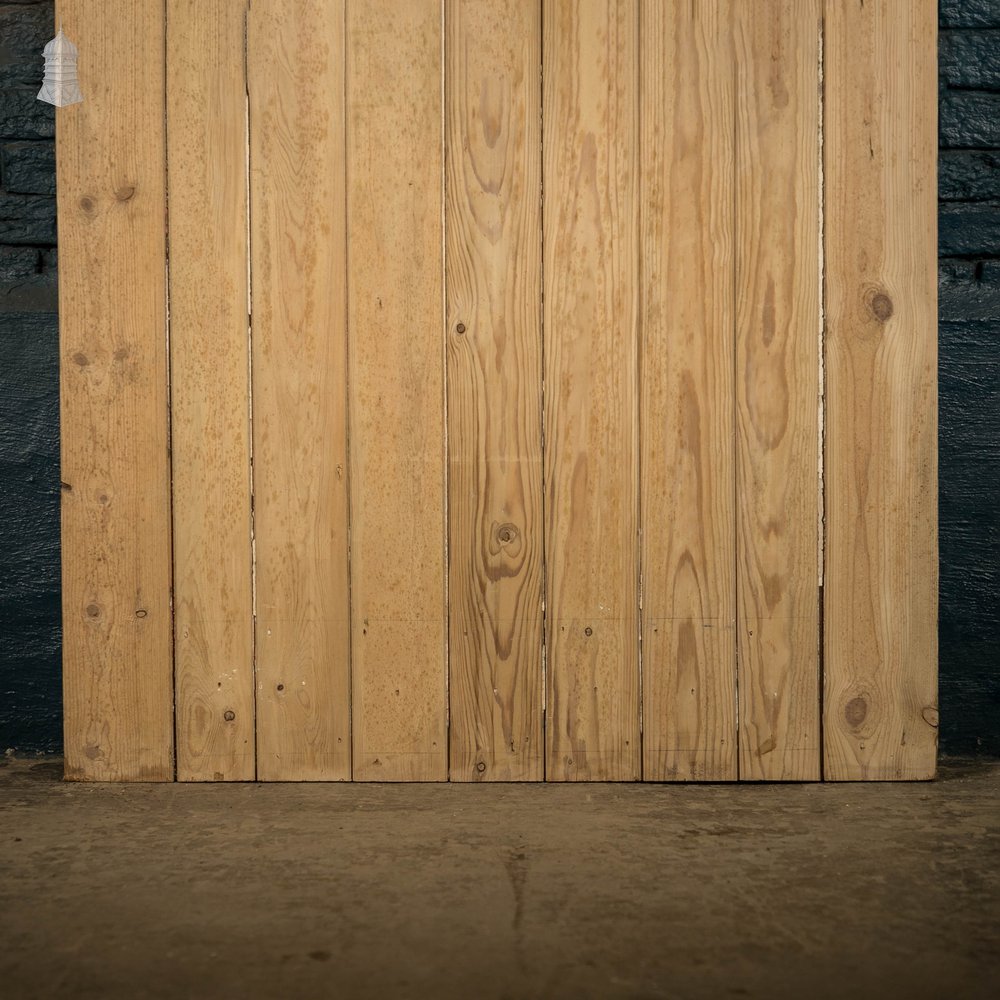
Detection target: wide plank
<box><xmin>57</xmin><ymin>0</ymin><xmax>174</xmax><ymax>781</ymax></box>
<box><xmin>543</xmin><ymin>0</ymin><xmax>640</xmax><ymax>781</ymax></box>
<box><xmin>640</xmin><ymin>0</ymin><xmax>737</xmax><ymax>782</ymax></box>
<box><xmin>167</xmin><ymin>0</ymin><xmax>255</xmax><ymax>782</ymax></box>
<box><xmin>823</xmin><ymin>0</ymin><xmax>938</xmax><ymax>780</ymax></box>
<box><xmin>347</xmin><ymin>0</ymin><xmax>448</xmax><ymax>781</ymax></box>
<box><xmin>249</xmin><ymin>0</ymin><xmax>351</xmax><ymax>780</ymax></box>
<box><xmin>445</xmin><ymin>0</ymin><xmax>544</xmax><ymax>782</ymax></box>
<box><xmin>734</xmin><ymin>0</ymin><xmax>822</xmax><ymax>781</ymax></box>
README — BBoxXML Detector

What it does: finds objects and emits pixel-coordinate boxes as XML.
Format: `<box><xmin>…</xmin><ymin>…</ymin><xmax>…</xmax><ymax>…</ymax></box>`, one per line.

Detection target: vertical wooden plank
<box><xmin>445</xmin><ymin>0</ymin><xmax>543</xmax><ymax>782</ymax></box>
<box><xmin>734</xmin><ymin>0</ymin><xmax>821</xmax><ymax>781</ymax></box>
<box><xmin>167</xmin><ymin>0</ymin><xmax>254</xmax><ymax>782</ymax></box>
<box><xmin>248</xmin><ymin>0</ymin><xmax>351</xmax><ymax>780</ymax></box>
<box><xmin>543</xmin><ymin>0</ymin><xmax>640</xmax><ymax>781</ymax></box>
<box><xmin>347</xmin><ymin>0</ymin><xmax>447</xmax><ymax>781</ymax></box>
<box><xmin>824</xmin><ymin>0</ymin><xmax>938</xmax><ymax>780</ymax></box>
<box><xmin>640</xmin><ymin>0</ymin><xmax>737</xmax><ymax>782</ymax></box>
<box><xmin>57</xmin><ymin>0</ymin><xmax>174</xmax><ymax>781</ymax></box>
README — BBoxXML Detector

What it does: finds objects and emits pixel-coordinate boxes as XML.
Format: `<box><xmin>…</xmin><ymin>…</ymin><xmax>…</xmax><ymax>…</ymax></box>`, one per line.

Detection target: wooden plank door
<box><xmin>823</xmin><ymin>0</ymin><xmax>938</xmax><ymax>779</ymax></box>
<box><xmin>347</xmin><ymin>0</ymin><xmax>448</xmax><ymax>781</ymax></box>
<box><xmin>57</xmin><ymin>0</ymin><xmax>174</xmax><ymax>781</ymax></box>
<box><xmin>445</xmin><ymin>0</ymin><xmax>544</xmax><ymax>782</ymax></box>
<box><xmin>56</xmin><ymin>0</ymin><xmax>938</xmax><ymax>783</ymax></box>
<box><xmin>640</xmin><ymin>0</ymin><xmax>737</xmax><ymax>783</ymax></box>
<box><xmin>734</xmin><ymin>0</ymin><xmax>821</xmax><ymax>781</ymax></box>
<box><xmin>167</xmin><ymin>0</ymin><xmax>255</xmax><ymax>782</ymax></box>
<box><xmin>249</xmin><ymin>0</ymin><xmax>352</xmax><ymax>780</ymax></box>
<box><xmin>543</xmin><ymin>0</ymin><xmax>641</xmax><ymax>781</ymax></box>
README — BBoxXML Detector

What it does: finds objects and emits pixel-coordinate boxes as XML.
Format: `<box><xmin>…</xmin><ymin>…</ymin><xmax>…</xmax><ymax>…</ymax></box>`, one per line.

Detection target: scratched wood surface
<box><xmin>57</xmin><ymin>0</ymin><xmax>174</xmax><ymax>781</ymax></box>
<box><xmin>248</xmin><ymin>0</ymin><xmax>351</xmax><ymax>781</ymax></box>
<box><xmin>734</xmin><ymin>0</ymin><xmax>821</xmax><ymax>781</ymax></box>
<box><xmin>543</xmin><ymin>0</ymin><xmax>641</xmax><ymax>781</ymax></box>
<box><xmin>823</xmin><ymin>0</ymin><xmax>938</xmax><ymax>780</ymax></box>
<box><xmin>167</xmin><ymin>0</ymin><xmax>255</xmax><ymax>782</ymax></box>
<box><xmin>347</xmin><ymin>0</ymin><xmax>448</xmax><ymax>781</ymax></box>
<box><xmin>640</xmin><ymin>0</ymin><xmax>737</xmax><ymax>782</ymax></box>
<box><xmin>445</xmin><ymin>0</ymin><xmax>544</xmax><ymax>781</ymax></box>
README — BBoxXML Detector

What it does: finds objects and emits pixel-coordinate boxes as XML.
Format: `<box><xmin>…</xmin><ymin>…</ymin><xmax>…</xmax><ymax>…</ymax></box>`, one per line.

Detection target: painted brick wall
<box><xmin>0</xmin><ymin>0</ymin><xmax>60</xmax><ymax>751</ymax></box>
<box><xmin>938</xmin><ymin>0</ymin><xmax>1000</xmax><ymax>755</ymax></box>
<box><xmin>1</xmin><ymin>1</ymin><xmax>997</xmax><ymax>755</ymax></box>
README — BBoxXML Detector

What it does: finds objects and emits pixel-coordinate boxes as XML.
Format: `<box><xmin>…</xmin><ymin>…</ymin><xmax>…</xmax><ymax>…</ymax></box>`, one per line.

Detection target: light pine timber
<box><xmin>823</xmin><ymin>0</ymin><xmax>938</xmax><ymax>780</ymax></box>
<box><xmin>640</xmin><ymin>0</ymin><xmax>738</xmax><ymax>782</ymax></box>
<box><xmin>445</xmin><ymin>0</ymin><xmax>544</xmax><ymax>781</ymax></box>
<box><xmin>734</xmin><ymin>0</ymin><xmax>821</xmax><ymax>781</ymax></box>
<box><xmin>167</xmin><ymin>0</ymin><xmax>255</xmax><ymax>782</ymax></box>
<box><xmin>543</xmin><ymin>0</ymin><xmax>641</xmax><ymax>781</ymax></box>
<box><xmin>57</xmin><ymin>0</ymin><xmax>174</xmax><ymax>781</ymax></box>
<box><xmin>249</xmin><ymin>0</ymin><xmax>351</xmax><ymax>780</ymax></box>
<box><xmin>347</xmin><ymin>0</ymin><xmax>448</xmax><ymax>781</ymax></box>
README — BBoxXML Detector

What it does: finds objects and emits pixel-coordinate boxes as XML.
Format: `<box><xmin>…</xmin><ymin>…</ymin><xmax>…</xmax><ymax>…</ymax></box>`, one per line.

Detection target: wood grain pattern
<box><xmin>823</xmin><ymin>0</ymin><xmax>938</xmax><ymax>780</ymax></box>
<box><xmin>167</xmin><ymin>0</ymin><xmax>254</xmax><ymax>782</ymax></box>
<box><xmin>57</xmin><ymin>0</ymin><xmax>174</xmax><ymax>781</ymax></box>
<box><xmin>640</xmin><ymin>0</ymin><xmax>737</xmax><ymax>782</ymax></box>
<box><xmin>248</xmin><ymin>0</ymin><xmax>351</xmax><ymax>781</ymax></box>
<box><xmin>347</xmin><ymin>0</ymin><xmax>448</xmax><ymax>781</ymax></box>
<box><xmin>543</xmin><ymin>0</ymin><xmax>640</xmax><ymax>781</ymax></box>
<box><xmin>734</xmin><ymin>0</ymin><xmax>821</xmax><ymax>781</ymax></box>
<box><xmin>445</xmin><ymin>0</ymin><xmax>544</xmax><ymax>782</ymax></box>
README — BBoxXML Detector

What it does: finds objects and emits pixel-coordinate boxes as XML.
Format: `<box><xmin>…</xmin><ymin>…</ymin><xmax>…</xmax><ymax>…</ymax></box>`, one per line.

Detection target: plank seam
<box><xmin>817</xmin><ymin>4</ymin><xmax>826</xmax><ymax>783</ymax></box>
<box><xmin>538</xmin><ymin>0</ymin><xmax>547</xmax><ymax>783</ymax></box>
<box><xmin>163</xmin><ymin>0</ymin><xmax>178</xmax><ymax>783</ymax></box>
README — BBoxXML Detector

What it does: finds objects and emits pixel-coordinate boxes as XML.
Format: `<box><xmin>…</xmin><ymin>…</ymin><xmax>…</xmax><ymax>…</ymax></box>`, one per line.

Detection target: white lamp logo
<box><xmin>37</xmin><ymin>27</ymin><xmax>83</xmax><ymax>108</ymax></box>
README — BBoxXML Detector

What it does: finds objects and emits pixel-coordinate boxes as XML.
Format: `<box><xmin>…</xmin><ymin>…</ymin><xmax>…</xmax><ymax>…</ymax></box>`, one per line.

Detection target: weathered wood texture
<box><xmin>57</xmin><ymin>0</ymin><xmax>937</xmax><ymax>782</ymax></box>
<box><xmin>823</xmin><ymin>0</ymin><xmax>938</xmax><ymax>780</ymax></box>
<box><xmin>640</xmin><ymin>0</ymin><xmax>737</xmax><ymax>782</ymax></box>
<box><xmin>249</xmin><ymin>0</ymin><xmax>351</xmax><ymax>780</ymax></box>
<box><xmin>57</xmin><ymin>0</ymin><xmax>174</xmax><ymax>781</ymax></box>
<box><xmin>167</xmin><ymin>0</ymin><xmax>255</xmax><ymax>782</ymax></box>
<box><xmin>347</xmin><ymin>0</ymin><xmax>448</xmax><ymax>781</ymax></box>
<box><xmin>734</xmin><ymin>0</ymin><xmax>821</xmax><ymax>781</ymax></box>
<box><xmin>543</xmin><ymin>0</ymin><xmax>641</xmax><ymax>781</ymax></box>
<box><xmin>445</xmin><ymin>0</ymin><xmax>544</xmax><ymax>781</ymax></box>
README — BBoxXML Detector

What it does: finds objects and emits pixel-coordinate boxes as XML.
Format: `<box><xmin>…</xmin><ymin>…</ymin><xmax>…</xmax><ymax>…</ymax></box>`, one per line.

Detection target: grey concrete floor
<box><xmin>1</xmin><ymin>757</ymin><xmax>998</xmax><ymax>1000</ymax></box>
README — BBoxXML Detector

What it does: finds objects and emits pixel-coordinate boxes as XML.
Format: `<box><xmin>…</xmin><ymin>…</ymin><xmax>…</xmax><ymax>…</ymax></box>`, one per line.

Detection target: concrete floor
<box><xmin>1</xmin><ymin>758</ymin><xmax>998</xmax><ymax>1000</ymax></box>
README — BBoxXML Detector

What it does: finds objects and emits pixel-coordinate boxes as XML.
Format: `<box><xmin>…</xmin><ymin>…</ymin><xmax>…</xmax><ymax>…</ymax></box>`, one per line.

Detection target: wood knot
<box><xmin>79</xmin><ymin>196</ymin><xmax>95</xmax><ymax>213</ymax></box>
<box><xmin>844</xmin><ymin>696</ymin><xmax>868</xmax><ymax>728</ymax></box>
<box><xmin>134</xmin><ymin>609</ymin><xmax>147</xmax><ymax>619</ymax></box>
<box><xmin>870</xmin><ymin>291</ymin><xmax>894</xmax><ymax>322</ymax></box>
<box><xmin>115</xmin><ymin>185</ymin><xmax>136</xmax><ymax>202</ymax></box>
<box><xmin>72</xmin><ymin>352</ymin><xmax>88</xmax><ymax>367</ymax></box>
<box><xmin>223</xmin><ymin>710</ymin><xmax>236</xmax><ymax>722</ymax></box>
<box><xmin>476</xmin><ymin>761</ymin><xmax>487</xmax><ymax>773</ymax></box>
<box><xmin>495</xmin><ymin>522</ymin><xmax>518</xmax><ymax>546</ymax></box>
<box><xmin>921</xmin><ymin>706</ymin><xmax>939</xmax><ymax>728</ymax></box>
<box><xmin>455</xmin><ymin>322</ymin><xmax>466</xmax><ymax>335</ymax></box>
<box><xmin>85</xmin><ymin>603</ymin><xmax>101</xmax><ymax>619</ymax></box>
<box><xmin>584</xmin><ymin>626</ymin><xmax>593</xmax><ymax>637</ymax></box>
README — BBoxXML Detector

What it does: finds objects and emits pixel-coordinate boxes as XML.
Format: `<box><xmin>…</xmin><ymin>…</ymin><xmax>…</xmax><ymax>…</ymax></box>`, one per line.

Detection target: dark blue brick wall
<box><xmin>0</xmin><ymin>0</ymin><xmax>60</xmax><ymax>752</ymax></box>
<box><xmin>938</xmin><ymin>0</ymin><xmax>1000</xmax><ymax>755</ymax></box>
<box><xmin>0</xmin><ymin>1</ymin><xmax>997</xmax><ymax>756</ymax></box>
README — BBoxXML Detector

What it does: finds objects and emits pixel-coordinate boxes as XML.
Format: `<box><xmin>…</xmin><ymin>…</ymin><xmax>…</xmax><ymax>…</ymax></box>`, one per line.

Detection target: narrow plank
<box><xmin>734</xmin><ymin>0</ymin><xmax>821</xmax><ymax>781</ymax></box>
<box><xmin>543</xmin><ymin>0</ymin><xmax>640</xmax><ymax>781</ymax></box>
<box><xmin>823</xmin><ymin>0</ymin><xmax>938</xmax><ymax>780</ymax></box>
<box><xmin>56</xmin><ymin>0</ymin><xmax>174</xmax><ymax>781</ymax></box>
<box><xmin>640</xmin><ymin>0</ymin><xmax>737</xmax><ymax>782</ymax></box>
<box><xmin>167</xmin><ymin>0</ymin><xmax>254</xmax><ymax>782</ymax></box>
<box><xmin>347</xmin><ymin>0</ymin><xmax>447</xmax><ymax>781</ymax></box>
<box><xmin>445</xmin><ymin>0</ymin><xmax>543</xmax><ymax>782</ymax></box>
<box><xmin>248</xmin><ymin>0</ymin><xmax>351</xmax><ymax>780</ymax></box>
